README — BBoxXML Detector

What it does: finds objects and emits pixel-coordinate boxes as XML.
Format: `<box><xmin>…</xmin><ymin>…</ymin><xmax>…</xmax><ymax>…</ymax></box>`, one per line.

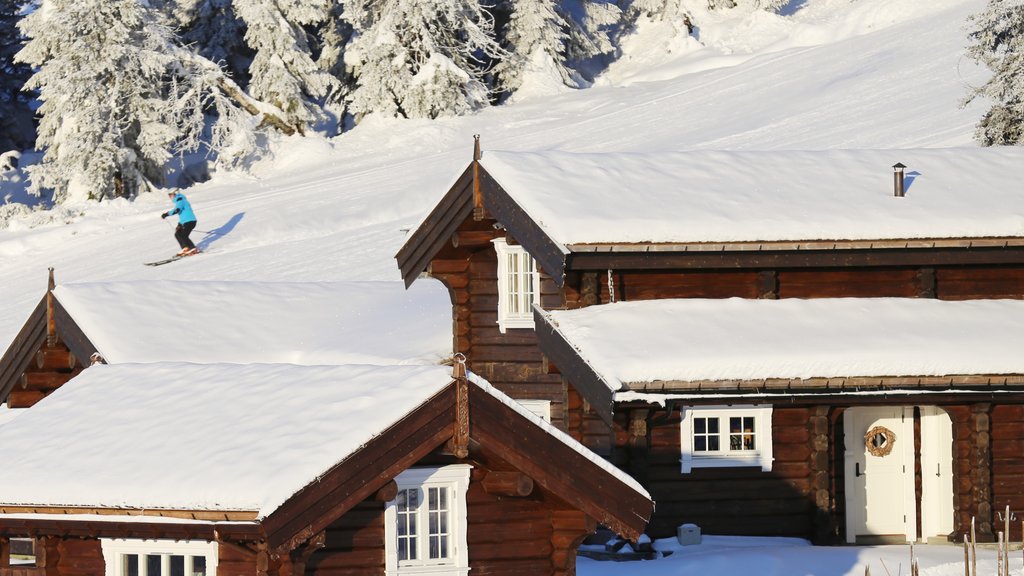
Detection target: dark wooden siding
<box><xmin>632</xmin><ymin>407</ymin><xmax>818</xmax><ymax>539</ymax></box>
<box><xmin>565</xmin><ymin>265</ymin><xmax>1024</xmax><ymax>304</ymax></box>
<box><xmin>307</xmin><ymin>500</ymin><xmax>385</xmax><ymax>575</ymax></box>
<box><xmin>465</xmin><ymin>467</ymin><xmax>553</xmax><ymax>575</ymax></box>
<box><xmin>991</xmin><ymin>404</ymin><xmax>1024</xmax><ymax>541</ymax></box>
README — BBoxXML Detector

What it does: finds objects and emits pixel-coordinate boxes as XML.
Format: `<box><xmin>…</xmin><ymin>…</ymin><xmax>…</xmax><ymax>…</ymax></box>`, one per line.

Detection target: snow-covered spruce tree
<box><xmin>618</xmin><ymin>0</ymin><xmax>694</xmax><ymax>37</ymax></box>
<box><xmin>0</xmin><ymin>0</ymin><xmax>33</xmax><ymax>151</ymax></box>
<box><xmin>963</xmin><ymin>0</ymin><xmax>1024</xmax><ymax>146</ymax></box>
<box><xmin>17</xmin><ymin>0</ymin><xmax>256</xmax><ymax>202</ymax></box>
<box><xmin>345</xmin><ymin>0</ymin><xmax>504</xmax><ymax>120</ymax></box>
<box><xmin>168</xmin><ymin>0</ymin><xmax>253</xmax><ymax>85</ymax></box>
<box><xmin>559</xmin><ymin>0</ymin><xmax>618</xmax><ymax>75</ymax></box>
<box><xmin>493</xmin><ymin>0</ymin><xmax>581</xmax><ymax>93</ymax></box>
<box><xmin>232</xmin><ymin>0</ymin><xmax>339</xmax><ymax>133</ymax></box>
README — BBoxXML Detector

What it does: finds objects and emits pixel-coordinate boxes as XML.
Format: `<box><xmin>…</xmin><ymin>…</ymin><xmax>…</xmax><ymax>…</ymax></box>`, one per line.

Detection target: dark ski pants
<box><xmin>175</xmin><ymin>221</ymin><xmax>197</xmax><ymax>250</ymax></box>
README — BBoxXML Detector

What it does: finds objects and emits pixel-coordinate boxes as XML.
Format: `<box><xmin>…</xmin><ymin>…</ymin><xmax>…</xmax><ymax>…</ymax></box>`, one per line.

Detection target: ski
<box><xmin>144</xmin><ymin>250</ymin><xmax>201</xmax><ymax>266</ymax></box>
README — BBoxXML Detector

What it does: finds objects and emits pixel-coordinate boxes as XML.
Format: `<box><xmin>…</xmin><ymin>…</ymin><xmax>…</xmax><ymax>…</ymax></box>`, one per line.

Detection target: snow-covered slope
<box><xmin>0</xmin><ymin>0</ymin><xmax>994</xmax><ymax>348</ymax></box>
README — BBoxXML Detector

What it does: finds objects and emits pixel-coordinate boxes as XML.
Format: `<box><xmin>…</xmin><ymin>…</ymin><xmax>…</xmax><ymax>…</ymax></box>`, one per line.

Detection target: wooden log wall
<box><xmin>305</xmin><ymin>501</ymin><xmax>384</xmax><ymax>575</ymax></box>
<box><xmin>464</xmin><ymin>467</ymin><xmax>554</xmax><ymax>575</ymax></box>
<box><xmin>949</xmin><ymin>404</ymin><xmax>996</xmax><ymax>542</ymax></box>
<box><xmin>565</xmin><ymin>387</ymin><xmax>615</xmax><ymax>456</ymax></box>
<box><xmin>7</xmin><ymin>344</ymin><xmax>82</xmax><ymax>409</ymax></box>
<box><xmin>990</xmin><ymin>404</ymin><xmax>1024</xmax><ymax>542</ymax></box>
<box><xmin>429</xmin><ymin>224</ymin><xmax>568</xmax><ymax>429</ymax></box>
<box><xmin>217</xmin><ymin>541</ymin><xmax>260</xmax><ymax>576</ymax></box>
<box><xmin>627</xmin><ymin>406</ymin><xmax>821</xmax><ymax>540</ymax></box>
<box><xmin>564</xmin><ymin>265</ymin><xmax>1024</xmax><ymax>305</ymax></box>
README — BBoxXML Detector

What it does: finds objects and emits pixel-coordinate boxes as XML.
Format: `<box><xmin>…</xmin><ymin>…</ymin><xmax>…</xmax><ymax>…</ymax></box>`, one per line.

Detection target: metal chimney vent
<box><xmin>892</xmin><ymin>162</ymin><xmax>907</xmax><ymax>197</ymax></box>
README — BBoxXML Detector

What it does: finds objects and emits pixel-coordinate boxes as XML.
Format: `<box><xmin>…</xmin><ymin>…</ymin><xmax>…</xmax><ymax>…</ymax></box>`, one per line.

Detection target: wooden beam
<box><xmin>0</xmin><ymin>506</ymin><xmax>258</xmax><ymax>522</ymax></box>
<box><xmin>21</xmin><ymin>372</ymin><xmax>74</xmax><ymax>391</ymax></box>
<box><xmin>373</xmin><ymin>481</ymin><xmax>398</xmax><ymax>502</ymax></box>
<box><xmin>34</xmin><ymin>349</ymin><xmax>75</xmax><ymax>371</ymax></box>
<box><xmin>482</xmin><ymin>471</ymin><xmax>534</xmax><ymax>497</ymax></box>
<box><xmin>566</xmin><ymin>245</ymin><xmax>1024</xmax><ymax>271</ymax></box>
<box><xmin>451</xmin><ymin>230</ymin><xmax>495</xmax><ymax>248</ymax></box>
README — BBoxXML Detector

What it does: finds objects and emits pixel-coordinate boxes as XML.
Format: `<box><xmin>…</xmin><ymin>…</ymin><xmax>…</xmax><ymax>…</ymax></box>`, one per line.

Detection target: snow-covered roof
<box><xmin>0</xmin><ymin>362</ymin><xmax>649</xmax><ymax>516</ymax></box>
<box><xmin>0</xmin><ymin>363</ymin><xmax>455</xmax><ymax>516</ymax></box>
<box><xmin>479</xmin><ymin>147</ymin><xmax>1024</xmax><ymax>246</ymax></box>
<box><xmin>541</xmin><ymin>298</ymin><xmax>1024</xmax><ymax>389</ymax></box>
<box><xmin>53</xmin><ymin>280</ymin><xmax>451</xmax><ymax>365</ymax></box>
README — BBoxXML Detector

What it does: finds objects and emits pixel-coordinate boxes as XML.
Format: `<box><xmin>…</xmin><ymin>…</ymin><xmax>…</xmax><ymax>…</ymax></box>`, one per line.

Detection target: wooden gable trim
<box><xmin>52</xmin><ymin>299</ymin><xmax>98</xmax><ymax>366</ymax></box>
<box><xmin>466</xmin><ymin>384</ymin><xmax>652</xmax><ymax>540</ymax></box>
<box><xmin>262</xmin><ymin>384</ymin><xmax>458</xmax><ymax>554</ymax></box>
<box><xmin>534</xmin><ymin>308</ymin><xmax>615</xmax><ymax>427</ymax></box>
<box><xmin>0</xmin><ymin>296</ymin><xmax>46</xmax><ymax>405</ymax></box>
<box><xmin>564</xmin><ymin>243</ymin><xmax>1024</xmax><ymax>271</ymax></box>
<box><xmin>396</xmin><ymin>166</ymin><xmax>475</xmax><ymax>287</ymax></box>
<box><xmin>476</xmin><ymin>165</ymin><xmax>569</xmax><ymax>286</ymax></box>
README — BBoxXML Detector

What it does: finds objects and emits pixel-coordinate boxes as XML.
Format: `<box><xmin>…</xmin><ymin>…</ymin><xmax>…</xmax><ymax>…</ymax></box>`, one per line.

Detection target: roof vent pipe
<box><xmin>892</xmin><ymin>162</ymin><xmax>906</xmax><ymax>197</ymax></box>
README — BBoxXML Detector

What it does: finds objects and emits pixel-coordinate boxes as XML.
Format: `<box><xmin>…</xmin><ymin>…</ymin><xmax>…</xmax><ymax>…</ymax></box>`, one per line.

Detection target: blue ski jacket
<box><xmin>166</xmin><ymin>193</ymin><xmax>197</xmax><ymax>224</ymax></box>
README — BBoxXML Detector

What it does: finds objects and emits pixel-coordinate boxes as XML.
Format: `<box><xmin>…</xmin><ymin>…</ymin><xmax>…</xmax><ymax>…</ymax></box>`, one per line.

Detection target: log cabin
<box><xmin>0</xmin><ymin>362</ymin><xmax>652</xmax><ymax>576</ymax></box>
<box><xmin>395</xmin><ymin>139</ymin><xmax>1024</xmax><ymax>545</ymax></box>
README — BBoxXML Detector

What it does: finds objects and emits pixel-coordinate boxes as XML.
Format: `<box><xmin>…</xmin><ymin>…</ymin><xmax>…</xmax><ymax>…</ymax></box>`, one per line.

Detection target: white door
<box><xmin>844</xmin><ymin>406</ymin><xmax>915</xmax><ymax>543</ymax></box>
<box><xmin>920</xmin><ymin>406</ymin><xmax>954</xmax><ymax>540</ymax></box>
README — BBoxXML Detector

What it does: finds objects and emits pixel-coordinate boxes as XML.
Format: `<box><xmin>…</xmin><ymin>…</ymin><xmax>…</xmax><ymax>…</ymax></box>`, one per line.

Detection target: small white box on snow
<box><xmin>677</xmin><ymin>523</ymin><xmax>701</xmax><ymax>546</ymax></box>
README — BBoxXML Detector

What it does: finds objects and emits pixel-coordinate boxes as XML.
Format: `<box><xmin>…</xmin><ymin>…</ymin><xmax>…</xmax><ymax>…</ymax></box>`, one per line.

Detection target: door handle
<box><xmin>936</xmin><ymin>463</ymin><xmax>941</xmax><ymax>477</ymax></box>
<box><xmin>856</xmin><ymin>462</ymin><xmax>862</xmax><ymax>477</ymax></box>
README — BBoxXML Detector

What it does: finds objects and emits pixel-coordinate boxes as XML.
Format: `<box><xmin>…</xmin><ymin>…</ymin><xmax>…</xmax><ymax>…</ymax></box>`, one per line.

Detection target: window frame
<box><xmin>492</xmin><ymin>237</ymin><xmax>540</xmax><ymax>333</ymax></box>
<box><xmin>679</xmin><ymin>405</ymin><xmax>774</xmax><ymax>473</ymax></box>
<box><xmin>100</xmin><ymin>538</ymin><xmax>217</xmax><ymax>576</ymax></box>
<box><xmin>384</xmin><ymin>464</ymin><xmax>471</xmax><ymax>576</ymax></box>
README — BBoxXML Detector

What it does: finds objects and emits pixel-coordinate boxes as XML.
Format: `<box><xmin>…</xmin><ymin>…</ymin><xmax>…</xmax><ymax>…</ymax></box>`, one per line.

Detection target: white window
<box><xmin>680</xmin><ymin>405</ymin><xmax>773</xmax><ymax>473</ymax></box>
<box><xmin>100</xmin><ymin>538</ymin><xmax>217</xmax><ymax>576</ymax></box>
<box><xmin>493</xmin><ymin>237</ymin><xmax>540</xmax><ymax>333</ymax></box>
<box><xmin>385</xmin><ymin>465</ymin><xmax>471</xmax><ymax>576</ymax></box>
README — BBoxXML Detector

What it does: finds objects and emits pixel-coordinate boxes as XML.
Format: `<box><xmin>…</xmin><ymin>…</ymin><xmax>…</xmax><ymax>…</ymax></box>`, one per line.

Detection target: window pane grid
<box><xmin>499</xmin><ymin>243</ymin><xmax>539</xmax><ymax>323</ymax></box>
<box><xmin>396</xmin><ymin>488</ymin><xmax>419</xmax><ymax>561</ymax></box>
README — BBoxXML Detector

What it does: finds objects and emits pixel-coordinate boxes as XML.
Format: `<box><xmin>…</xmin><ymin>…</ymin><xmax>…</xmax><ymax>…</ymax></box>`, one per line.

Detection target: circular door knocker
<box><xmin>865</xmin><ymin>426</ymin><xmax>896</xmax><ymax>457</ymax></box>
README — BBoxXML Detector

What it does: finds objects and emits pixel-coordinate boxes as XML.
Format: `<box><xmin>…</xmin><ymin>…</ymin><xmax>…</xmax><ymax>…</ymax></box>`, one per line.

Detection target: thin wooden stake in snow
<box><xmin>963</xmin><ymin>534</ymin><xmax>969</xmax><ymax>576</ymax></box>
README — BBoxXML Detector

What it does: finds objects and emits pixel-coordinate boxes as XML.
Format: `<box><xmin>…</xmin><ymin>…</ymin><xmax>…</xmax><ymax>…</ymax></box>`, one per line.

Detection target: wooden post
<box><xmin>963</xmin><ymin>534</ymin><xmax>969</xmax><ymax>576</ymax></box>
<box><xmin>971</xmin><ymin>517</ymin><xmax>977</xmax><ymax>576</ymax></box>
<box><xmin>46</xmin><ymin>268</ymin><xmax>57</xmax><ymax>347</ymax></box>
<box><xmin>1</xmin><ymin>537</ymin><xmax>10</xmax><ymax>568</ymax></box>
<box><xmin>453</xmin><ymin>373</ymin><xmax>470</xmax><ymax>459</ymax></box>
<box><xmin>472</xmin><ymin>135</ymin><xmax>484</xmax><ymax>220</ymax></box>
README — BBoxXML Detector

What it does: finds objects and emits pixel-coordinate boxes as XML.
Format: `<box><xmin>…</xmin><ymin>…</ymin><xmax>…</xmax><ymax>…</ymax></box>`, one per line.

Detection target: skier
<box><xmin>161</xmin><ymin>191</ymin><xmax>199</xmax><ymax>257</ymax></box>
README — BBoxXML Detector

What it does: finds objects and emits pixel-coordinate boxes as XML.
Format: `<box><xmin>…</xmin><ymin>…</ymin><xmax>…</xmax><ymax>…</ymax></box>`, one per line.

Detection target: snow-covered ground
<box><xmin>0</xmin><ymin>0</ymin><xmax>1009</xmax><ymax>573</ymax></box>
<box><xmin>581</xmin><ymin>535</ymin><xmax>1009</xmax><ymax>576</ymax></box>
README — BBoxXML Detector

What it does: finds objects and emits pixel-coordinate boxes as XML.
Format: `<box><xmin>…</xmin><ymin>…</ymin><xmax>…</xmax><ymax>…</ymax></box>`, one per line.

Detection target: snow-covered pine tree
<box><xmin>232</xmin><ymin>0</ymin><xmax>339</xmax><ymax>133</ymax></box>
<box><xmin>493</xmin><ymin>0</ymin><xmax>580</xmax><ymax>94</ymax></box>
<box><xmin>345</xmin><ymin>0</ymin><xmax>504</xmax><ymax>120</ymax></box>
<box><xmin>17</xmin><ymin>0</ymin><xmax>256</xmax><ymax>202</ymax></box>
<box><xmin>964</xmin><ymin>0</ymin><xmax>1024</xmax><ymax>146</ymax></box>
<box><xmin>0</xmin><ymin>0</ymin><xmax>33</xmax><ymax>151</ymax></box>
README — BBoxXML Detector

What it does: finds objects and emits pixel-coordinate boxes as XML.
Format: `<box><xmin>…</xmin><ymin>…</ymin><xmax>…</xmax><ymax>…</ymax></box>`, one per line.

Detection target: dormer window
<box><xmin>493</xmin><ymin>237</ymin><xmax>540</xmax><ymax>333</ymax></box>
